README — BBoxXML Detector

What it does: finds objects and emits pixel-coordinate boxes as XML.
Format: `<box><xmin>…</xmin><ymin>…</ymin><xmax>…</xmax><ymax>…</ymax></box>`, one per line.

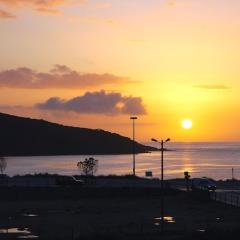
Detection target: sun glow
<box><xmin>182</xmin><ymin>119</ymin><xmax>193</xmax><ymax>129</ymax></box>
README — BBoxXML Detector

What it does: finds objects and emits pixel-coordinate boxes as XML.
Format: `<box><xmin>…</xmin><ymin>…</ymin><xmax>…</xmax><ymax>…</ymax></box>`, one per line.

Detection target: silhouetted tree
<box><xmin>77</xmin><ymin>157</ymin><xmax>98</xmax><ymax>176</ymax></box>
<box><xmin>0</xmin><ymin>156</ymin><xmax>7</xmax><ymax>175</ymax></box>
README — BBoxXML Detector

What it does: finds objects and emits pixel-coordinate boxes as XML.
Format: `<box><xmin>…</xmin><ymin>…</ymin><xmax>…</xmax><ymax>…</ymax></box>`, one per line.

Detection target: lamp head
<box><xmin>151</xmin><ymin>138</ymin><xmax>158</xmax><ymax>142</ymax></box>
<box><xmin>130</xmin><ymin>116</ymin><xmax>138</xmax><ymax>120</ymax></box>
<box><xmin>165</xmin><ymin>138</ymin><xmax>171</xmax><ymax>142</ymax></box>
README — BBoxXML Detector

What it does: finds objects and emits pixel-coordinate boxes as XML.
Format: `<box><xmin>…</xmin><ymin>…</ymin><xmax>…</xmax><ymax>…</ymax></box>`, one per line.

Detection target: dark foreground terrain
<box><xmin>1</xmin><ymin>187</ymin><xmax>240</xmax><ymax>240</ymax></box>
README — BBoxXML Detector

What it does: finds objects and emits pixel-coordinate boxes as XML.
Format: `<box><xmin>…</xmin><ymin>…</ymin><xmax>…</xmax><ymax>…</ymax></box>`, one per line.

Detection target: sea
<box><xmin>4</xmin><ymin>142</ymin><xmax>240</xmax><ymax>180</ymax></box>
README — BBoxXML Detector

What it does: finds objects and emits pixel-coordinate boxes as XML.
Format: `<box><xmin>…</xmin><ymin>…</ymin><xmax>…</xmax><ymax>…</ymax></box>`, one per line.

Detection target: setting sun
<box><xmin>181</xmin><ymin>119</ymin><xmax>193</xmax><ymax>129</ymax></box>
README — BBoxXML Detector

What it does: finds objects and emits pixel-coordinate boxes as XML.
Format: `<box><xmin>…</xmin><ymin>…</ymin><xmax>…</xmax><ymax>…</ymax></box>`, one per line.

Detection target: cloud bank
<box><xmin>36</xmin><ymin>90</ymin><xmax>147</xmax><ymax>115</ymax></box>
<box><xmin>0</xmin><ymin>0</ymin><xmax>70</xmax><ymax>8</ymax></box>
<box><xmin>193</xmin><ymin>84</ymin><xmax>230</xmax><ymax>90</ymax></box>
<box><xmin>0</xmin><ymin>9</ymin><xmax>15</xmax><ymax>18</ymax></box>
<box><xmin>0</xmin><ymin>0</ymin><xmax>85</xmax><ymax>17</ymax></box>
<box><xmin>0</xmin><ymin>65</ymin><xmax>128</xmax><ymax>89</ymax></box>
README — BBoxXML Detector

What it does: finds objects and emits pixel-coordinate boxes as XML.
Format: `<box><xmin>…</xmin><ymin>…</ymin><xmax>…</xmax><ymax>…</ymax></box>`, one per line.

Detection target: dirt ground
<box><xmin>0</xmin><ymin>188</ymin><xmax>240</xmax><ymax>240</ymax></box>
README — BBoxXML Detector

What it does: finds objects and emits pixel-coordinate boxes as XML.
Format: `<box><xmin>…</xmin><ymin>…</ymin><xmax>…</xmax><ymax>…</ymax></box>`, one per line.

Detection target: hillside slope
<box><xmin>0</xmin><ymin>112</ymin><xmax>156</xmax><ymax>156</ymax></box>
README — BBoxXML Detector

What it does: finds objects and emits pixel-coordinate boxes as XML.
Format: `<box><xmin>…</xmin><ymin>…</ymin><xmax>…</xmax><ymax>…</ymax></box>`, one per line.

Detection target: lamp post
<box><xmin>151</xmin><ymin>137</ymin><xmax>170</xmax><ymax>232</ymax></box>
<box><xmin>130</xmin><ymin>117</ymin><xmax>138</xmax><ymax>176</ymax></box>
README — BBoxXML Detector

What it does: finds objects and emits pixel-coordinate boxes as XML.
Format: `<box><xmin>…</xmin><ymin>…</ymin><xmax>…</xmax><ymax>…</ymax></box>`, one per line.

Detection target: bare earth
<box><xmin>0</xmin><ymin>187</ymin><xmax>240</xmax><ymax>240</ymax></box>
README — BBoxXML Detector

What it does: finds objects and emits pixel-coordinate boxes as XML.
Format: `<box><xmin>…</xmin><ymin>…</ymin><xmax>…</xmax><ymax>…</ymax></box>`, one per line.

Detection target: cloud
<box><xmin>0</xmin><ymin>65</ymin><xmax>129</xmax><ymax>89</ymax></box>
<box><xmin>166</xmin><ymin>0</ymin><xmax>177</xmax><ymax>7</ymax></box>
<box><xmin>95</xmin><ymin>3</ymin><xmax>111</xmax><ymax>9</ymax></box>
<box><xmin>0</xmin><ymin>0</ymin><xmax>71</xmax><ymax>9</ymax></box>
<box><xmin>0</xmin><ymin>9</ymin><xmax>15</xmax><ymax>18</ymax></box>
<box><xmin>36</xmin><ymin>90</ymin><xmax>147</xmax><ymax>115</ymax></box>
<box><xmin>165</xmin><ymin>0</ymin><xmax>191</xmax><ymax>8</ymax></box>
<box><xmin>36</xmin><ymin>7</ymin><xmax>61</xmax><ymax>15</ymax></box>
<box><xmin>0</xmin><ymin>0</ymin><xmax>86</xmax><ymax>16</ymax></box>
<box><xmin>193</xmin><ymin>84</ymin><xmax>231</xmax><ymax>90</ymax></box>
<box><xmin>67</xmin><ymin>16</ymin><xmax>117</xmax><ymax>26</ymax></box>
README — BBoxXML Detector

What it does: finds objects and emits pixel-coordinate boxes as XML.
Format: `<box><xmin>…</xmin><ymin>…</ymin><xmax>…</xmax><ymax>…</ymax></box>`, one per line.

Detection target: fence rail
<box><xmin>210</xmin><ymin>191</ymin><xmax>240</xmax><ymax>207</ymax></box>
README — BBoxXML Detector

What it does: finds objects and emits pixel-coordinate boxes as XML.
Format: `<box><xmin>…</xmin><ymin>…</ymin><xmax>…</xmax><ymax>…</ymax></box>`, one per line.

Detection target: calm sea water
<box><xmin>4</xmin><ymin>142</ymin><xmax>240</xmax><ymax>180</ymax></box>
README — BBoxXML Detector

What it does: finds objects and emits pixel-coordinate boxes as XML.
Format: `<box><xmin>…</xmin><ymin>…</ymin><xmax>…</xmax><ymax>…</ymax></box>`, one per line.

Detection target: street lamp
<box><xmin>130</xmin><ymin>116</ymin><xmax>138</xmax><ymax>176</ymax></box>
<box><xmin>151</xmin><ymin>137</ymin><xmax>170</xmax><ymax>232</ymax></box>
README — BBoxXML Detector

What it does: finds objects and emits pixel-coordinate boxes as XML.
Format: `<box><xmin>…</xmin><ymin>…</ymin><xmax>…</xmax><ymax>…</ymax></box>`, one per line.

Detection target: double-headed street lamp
<box><xmin>151</xmin><ymin>137</ymin><xmax>170</xmax><ymax>232</ymax></box>
<box><xmin>130</xmin><ymin>116</ymin><xmax>138</xmax><ymax>176</ymax></box>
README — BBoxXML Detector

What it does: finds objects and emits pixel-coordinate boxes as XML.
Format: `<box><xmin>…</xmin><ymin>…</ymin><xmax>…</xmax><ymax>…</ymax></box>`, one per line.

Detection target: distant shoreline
<box><xmin>3</xmin><ymin>151</ymin><xmax>154</xmax><ymax>158</ymax></box>
<box><xmin>3</xmin><ymin>149</ymin><xmax>174</xmax><ymax>158</ymax></box>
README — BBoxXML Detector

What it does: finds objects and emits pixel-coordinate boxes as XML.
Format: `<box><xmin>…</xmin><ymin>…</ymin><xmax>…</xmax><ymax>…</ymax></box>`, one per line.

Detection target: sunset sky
<box><xmin>0</xmin><ymin>0</ymin><xmax>240</xmax><ymax>142</ymax></box>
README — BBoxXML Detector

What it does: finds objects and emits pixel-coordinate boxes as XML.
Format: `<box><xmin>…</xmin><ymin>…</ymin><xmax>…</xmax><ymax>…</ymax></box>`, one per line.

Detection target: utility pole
<box><xmin>130</xmin><ymin>117</ymin><xmax>137</xmax><ymax>176</ymax></box>
<box><xmin>152</xmin><ymin>138</ymin><xmax>170</xmax><ymax>232</ymax></box>
<box><xmin>160</xmin><ymin>140</ymin><xmax>164</xmax><ymax>232</ymax></box>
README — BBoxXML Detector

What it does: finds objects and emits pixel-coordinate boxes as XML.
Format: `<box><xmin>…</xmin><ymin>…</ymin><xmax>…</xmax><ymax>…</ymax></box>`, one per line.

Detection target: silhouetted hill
<box><xmin>0</xmin><ymin>112</ymin><xmax>156</xmax><ymax>156</ymax></box>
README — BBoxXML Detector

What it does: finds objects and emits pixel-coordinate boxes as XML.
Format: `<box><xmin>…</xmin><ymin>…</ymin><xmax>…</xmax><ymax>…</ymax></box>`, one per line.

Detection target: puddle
<box><xmin>18</xmin><ymin>235</ymin><xmax>39</xmax><ymax>239</ymax></box>
<box><xmin>0</xmin><ymin>228</ymin><xmax>31</xmax><ymax>234</ymax></box>
<box><xmin>0</xmin><ymin>228</ymin><xmax>39</xmax><ymax>239</ymax></box>
<box><xmin>154</xmin><ymin>216</ymin><xmax>176</xmax><ymax>225</ymax></box>
<box><xmin>22</xmin><ymin>214</ymin><xmax>38</xmax><ymax>217</ymax></box>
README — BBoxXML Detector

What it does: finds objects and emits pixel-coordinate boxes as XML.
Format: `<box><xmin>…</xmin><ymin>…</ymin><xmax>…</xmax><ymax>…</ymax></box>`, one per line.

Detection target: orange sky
<box><xmin>0</xmin><ymin>0</ymin><xmax>240</xmax><ymax>142</ymax></box>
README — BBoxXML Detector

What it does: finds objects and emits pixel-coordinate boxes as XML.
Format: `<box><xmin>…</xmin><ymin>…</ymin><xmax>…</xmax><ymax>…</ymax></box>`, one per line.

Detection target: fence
<box><xmin>210</xmin><ymin>191</ymin><xmax>240</xmax><ymax>207</ymax></box>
